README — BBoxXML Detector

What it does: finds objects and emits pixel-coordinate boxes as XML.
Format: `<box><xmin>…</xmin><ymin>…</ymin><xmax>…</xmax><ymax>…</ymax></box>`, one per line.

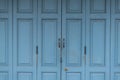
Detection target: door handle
<box><xmin>58</xmin><ymin>38</ymin><xmax>61</xmax><ymax>48</ymax></box>
<box><xmin>36</xmin><ymin>46</ymin><xmax>38</xmax><ymax>66</ymax></box>
<box><xmin>58</xmin><ymin>38</ymin><xmax>65</xmax><ymax>48</ymax></box>
<box><xmin>63</xmin><ymin>38</ymin><xmax>65</xmax><ymax>48</ymax></box>
<box><xmin>84</xmin><ymin>46</ymin><xmax>86</xmax><ymax>65</ymax></box>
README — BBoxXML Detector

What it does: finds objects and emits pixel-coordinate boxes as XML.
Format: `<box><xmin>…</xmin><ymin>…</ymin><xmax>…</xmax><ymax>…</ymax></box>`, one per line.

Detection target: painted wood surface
<box><xmin>0</xmin><ymin>0</ymin><xmax>119</xmax><ymax>80</ymax></box>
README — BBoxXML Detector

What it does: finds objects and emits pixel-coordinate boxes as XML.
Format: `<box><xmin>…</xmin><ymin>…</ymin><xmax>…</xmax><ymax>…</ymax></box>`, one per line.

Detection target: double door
<box><xmin>0</xmin><ymin>0</ymin><xmax>120</xmax><ymax>80</ymax></box>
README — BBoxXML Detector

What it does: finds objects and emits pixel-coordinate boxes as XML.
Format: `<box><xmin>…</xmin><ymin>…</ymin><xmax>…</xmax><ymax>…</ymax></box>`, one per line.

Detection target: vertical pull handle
<box><xmin>36</xmin><ymin>46</ymin><xmax>38</xmax><ymax>66</ymax></box>
<box><xmin>36</xmin><ymin>46</ymin><xmax>38</xmax><ymax>55</ymax></box>
<box><xmin>84</xmin><ymin>46</ymin><xmax>86</xmax><ymax>55</ymax></box>
<box><xmin>84</xmin><ymin>46</ymin><xmax>86</xmax><ymax>65</ymax></box>
<box><xmin>58</xmin><ymin>38</ymin><xmax>61</xmax><ymax>48</ymax></box>
<box><xmin>63</xmin><ymin>38</ymin><xmax>65</xmax><ymax>48</ymax></box>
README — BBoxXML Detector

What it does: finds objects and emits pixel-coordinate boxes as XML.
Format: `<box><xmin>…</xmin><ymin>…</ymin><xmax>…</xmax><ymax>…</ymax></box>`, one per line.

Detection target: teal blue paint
<box><xmin>0</xmin><ymin>0</ymin><xmax>119</xmax><ymax>80</ymax></box>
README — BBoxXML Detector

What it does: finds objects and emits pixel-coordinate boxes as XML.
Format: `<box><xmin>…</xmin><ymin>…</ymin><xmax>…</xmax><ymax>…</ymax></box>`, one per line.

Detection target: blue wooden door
<box><xmin>86</xmin><ymin>0</ymin><xmax>111</xmax><ymax>80</ymax></box>
<box><xmin>0</xmin><ymin>0</ymin><xmax>12</xmax><ymax>80</ymax></box>
<box><xmin>1</xmin><ymin>0</ymin><xmax>120</xmax><ymax>80</ymax></box>
<box><xmin>37</xmin><ymin>0</ymin><xmax>61</xmax><ymax>80</ymax></box>
<box><xmin>111</xmin><ymin>0</ymin><xmax>120</xmax><ymax>80</ymax></box>
<box><xmin>62</xmin><ymin>0</ymin><xmax>86</xmax><ymax>80</ymax></box>
<box><xmin>13</xmin><ymin>0</ymin><xmax>37</xmax><ymax>80</ymax></box>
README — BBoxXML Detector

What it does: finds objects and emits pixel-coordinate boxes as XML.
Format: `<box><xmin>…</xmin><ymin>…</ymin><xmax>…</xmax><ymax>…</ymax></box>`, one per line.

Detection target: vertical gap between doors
<box><xmin>36</xmin><ymin>0</ymin><xmax>38</xmax><ymax>80</ymax></box>
<box><xmin>85</xmin><ymin>0</ymin><xmax>86</xmax><ymax>80</ymax></box>
<box><xmin>60</xmin><ymin>0</ymin><xmax>62</xmax><ymax>80</ymax></box>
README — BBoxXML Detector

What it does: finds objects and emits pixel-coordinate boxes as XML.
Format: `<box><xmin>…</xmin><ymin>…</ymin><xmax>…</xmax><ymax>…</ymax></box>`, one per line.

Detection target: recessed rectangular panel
<box><xmin>17</xmin><ymin>72</ymin><xmax>33</xmax><ymax>80</ymax></box>
<box><xmin>17</xmin><ymin>0</ymin><xmax>33</xmax><ymax>13</ymax></box>
<box><xmin>66</xmin><ymin>0</ymin><xmax>82</xmax><ymax>13</ymax></box>
<box><xmin>42</xmin><ymin>0</ymin><xmax>58</xmax><ymax>13</ymax></box>
<box><xmin>90</xmin><ymin>0</ymin><xmax>106</xmax><ymax>13</ymax></box>
<box><xmin>90</xmin><ymin>19</ymin><xmax>106</xmax><ymax>66</ymax></box>
<box><xmin>17</xmin><ymin>19</ymin><xmax>33</xmax><ymax>66</ymax></box>
<box><xmin>42</xmin><ymin>19</ymin><xmax>57</xmax><ymax>66</ymax></box>
<box><xmin>0</xmin><ymin>72</ymin><xmax>8</xmax><ymax>80</ymax></box>
<box><xmin>115</xmin><ymin>73</ymin><xmax>120</xmax><ymax>80</ymax></box>
<box><xmin>90</xmin><ymin>72</ymin><xmax>105</xmax><ymax>80</ymax></box>
<box><xmin>115</xmin><ymin>0</ymin><xmax>120</xmax><ymax>13</ymax></box>
<box><xmin>66</xmin><ymin>19</ymin><xmax>82</xmax><ymax>66</ymax></box>
<box><xmin>0</xmin><ymin>19</ymin><xmax>8</xmax><ymax>66</ymax></box>
<box><xmin>66</xmin><ymin>72</ymin><xmax>81</xmax><ymax>80</ymax></box>
<box><xmin>115</xmin><ymin>20</ymin><xmax>120</xmax><ymax>66</ymax></box>
<box><xmin>42</xmin><ymin>72</ymin><xmax>57</xmax><ymax>80</ymax></box>
<box><xmin>0</xmin><ymin>0</ymin><xmax>8</xmax><ymax>13</ymax></box>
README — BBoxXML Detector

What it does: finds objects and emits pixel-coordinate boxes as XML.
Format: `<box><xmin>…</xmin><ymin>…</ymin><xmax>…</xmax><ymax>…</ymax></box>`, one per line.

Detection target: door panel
<box><xmin>37</xmin><ymin>0</ymin><xmax>61</xmax><ymax>80</ymax></box>
<box><xmin>17</xmin><ymin>19</ymin><xmax>33</xmax><ymax>66</ymax></box>
<box><xmin>90</xmin><ymin>0</ymin><xmax>106</xmax><ymax>13</ymax></box>
<box><xmin>66</xmin><ymin>0</ymin><xmax>82</xmax><ymax>13</ymax></box>
<box><xmin>65</xmin><ymin>19</ymin><xmax>83</xmax><ymax>66</ymax></box>
<box><xmin>0</xmin><ymin>0</ymin><xmax>12</xmax><ymax>80</ymax></box>
<box><xmin>89</xmin><ymin>19</ymin><xmax>106</xmax><ymax>66</ymax></box>
<box><xmin>111</xmin><ymin>0</ymin><xmax>120</xmax><ymax>80</ymax></box>
<box><xmin>38</xmin><ymin>19</ymin><xmax>61</xmax><ymax>80</ymax></box>
<box><xmin>41</xmin><ymin>19</ymin><xmax>58</xmax><ymax>66</ymax></box>
<box><xmin>62</xmin><ymin>0</ymin><xmax>85</xmax><ymax>80</ymax></box>
<box><xmin>42</xmin><ymin>0</ymin><xmax>58</xmax><ymax>13</ymax></box>
<box><xmin>13</xmin><ymin>0</ymin><xmax>37</xmax><ymax>80</ymax></box>
<box><xmin>86</xmin><ymin>0</ymin><xmax>110</xmax><ymax>80</ymax></box>
<box><xmin>17</xmin><ymin>0</ymin><xmax>33</xmax><ymax>13</ymax></box>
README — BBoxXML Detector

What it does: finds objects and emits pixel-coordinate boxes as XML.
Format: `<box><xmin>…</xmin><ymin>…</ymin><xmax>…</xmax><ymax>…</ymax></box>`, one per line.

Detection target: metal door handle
<box><xmin>63</xmin><ymin>38</ymin><xmax>65</xmax><ymax>48</ymax></box>
<box><xmin>36</xmin><ymin>46</ymin><xmax>38</xmax><ymax>66</ymax></box>
<box><xmin>84</xmin><ymin>46</ymin><xmax>86</xmax><ymax>65</ymax></box>
<box><xmin>84</xmin><ymin>46</ymin><xmax>86</xmax><ymax>55</ymax></box>
<box><xmin>58</xmin><ymin>38</ymin><xmax>61</xmax><ymax>48</ymax></box>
